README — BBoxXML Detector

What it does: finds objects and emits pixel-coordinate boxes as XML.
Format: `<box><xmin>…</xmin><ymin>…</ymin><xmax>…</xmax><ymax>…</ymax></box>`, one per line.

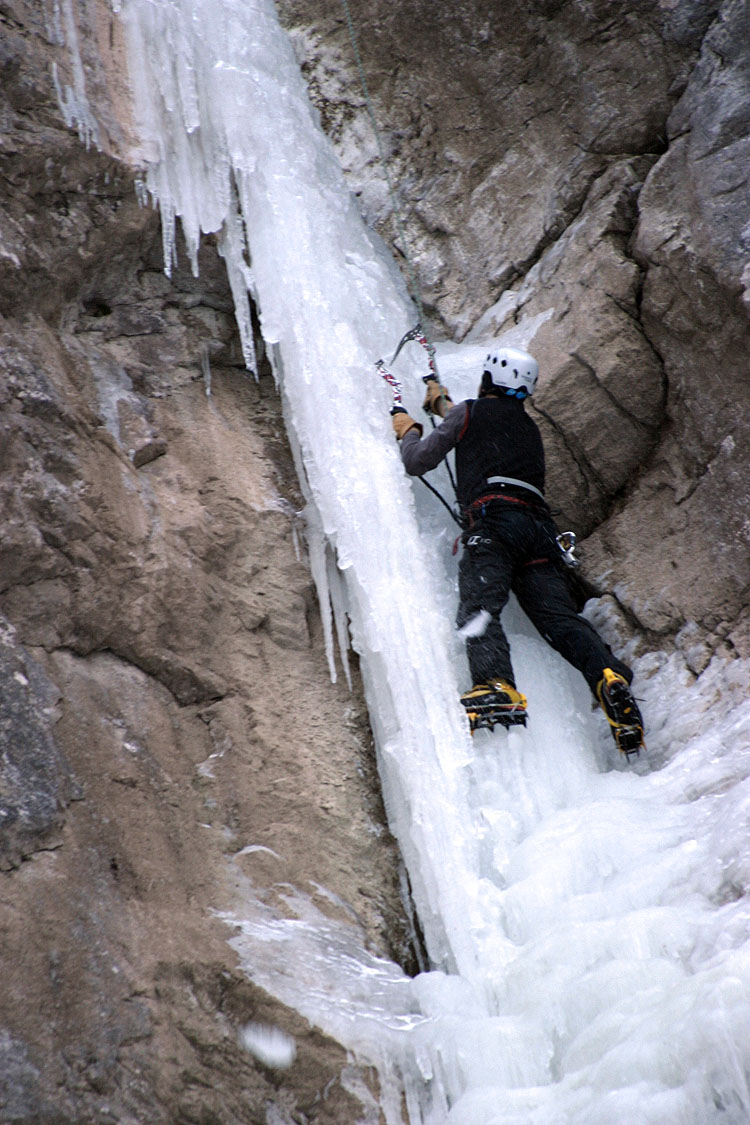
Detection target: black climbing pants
<box><xmin>456</xmin><ymin>504</ymin><xmax>632</xmax><ymax>694</ymax></box>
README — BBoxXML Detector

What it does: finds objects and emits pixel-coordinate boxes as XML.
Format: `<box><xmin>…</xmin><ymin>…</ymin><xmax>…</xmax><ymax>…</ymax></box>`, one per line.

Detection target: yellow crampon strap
<box><xmin>597</xmin><ymin>669</ymin><xmax>634</xmax><ymax>729</ymax></box>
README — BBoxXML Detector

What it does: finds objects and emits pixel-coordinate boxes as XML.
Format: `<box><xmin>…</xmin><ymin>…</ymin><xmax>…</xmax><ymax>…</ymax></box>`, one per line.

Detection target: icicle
<box><xmin>217</xmin><ymin>195</ymin><xmax>258</xmax><ymax>373</ymax></box>
<box><xmin>304</xmin><ymin>502</ymin><xmax>338</xmax><ymax>683</ymax></box>
<box><xmin>200</xmin><ymin>343</ymin><xmax>212</xmax><ymax>397</ymax></box>
<box><xmin>52</xmin><ymin>0</ymin><xmax>99</xmax><ymax>148</ymax></box>
<box><xmin>327</xmin><ymin>548</ymin><xmax>352</xmax><ymax>689</ymax></box>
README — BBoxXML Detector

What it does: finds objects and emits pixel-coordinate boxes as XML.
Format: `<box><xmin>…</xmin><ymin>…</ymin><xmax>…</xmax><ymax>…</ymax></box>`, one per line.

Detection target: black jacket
<box><xmin>400</xmin><ymin>394</ymin><xmax>545</xmax><ymax>510</ymax></box>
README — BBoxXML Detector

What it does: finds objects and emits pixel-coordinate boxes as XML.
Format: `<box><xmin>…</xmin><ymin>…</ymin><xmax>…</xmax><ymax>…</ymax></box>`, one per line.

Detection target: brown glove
<box><xmin>391</xmin><ymin>409</ymin><xmax>423</xmax><ymax>440</ymax></box>
<box><xmin>422</xmin><ymin>380</ymin><xmax>453</xmax><ymax>418</ymax></box>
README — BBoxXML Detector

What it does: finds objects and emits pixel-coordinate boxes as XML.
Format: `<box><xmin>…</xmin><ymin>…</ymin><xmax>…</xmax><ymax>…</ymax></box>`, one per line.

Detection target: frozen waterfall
<box><xmin>68</xmin><ymin>0</ymin><xmax>750</xmax><ymax>1120</ymax></box>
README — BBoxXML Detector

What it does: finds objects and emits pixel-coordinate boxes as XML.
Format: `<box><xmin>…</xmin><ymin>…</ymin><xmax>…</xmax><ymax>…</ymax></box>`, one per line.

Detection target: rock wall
<box><xmin>277</xmin><ymin>0</ymin><xmax>750</xmax><ymax>660</ymax></box>
<box><xmin>2</xmin><ymin>0</ymin><xmax>750</xmax><ymax>1120</ymax></box>
<box><xmin>1</xmin><ymin>3</ymin><xmax>410</xmax><ymax>1121</ymax></box>
<box><xmin>591</xmin><ymin>0</ymin><xmax>750</xmax><ymax>657</ymax></box>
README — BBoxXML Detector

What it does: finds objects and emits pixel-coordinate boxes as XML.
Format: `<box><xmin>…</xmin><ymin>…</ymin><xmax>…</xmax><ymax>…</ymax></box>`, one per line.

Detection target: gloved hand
<box><xmin>391</xmin><ymin>406</ymin><xmax>423</xmax><ymax>440</ymax></box>
<box><xmin>422</xmin><ymin>379</ymin><xmax>453</xmax><ymax>418</ymax></box>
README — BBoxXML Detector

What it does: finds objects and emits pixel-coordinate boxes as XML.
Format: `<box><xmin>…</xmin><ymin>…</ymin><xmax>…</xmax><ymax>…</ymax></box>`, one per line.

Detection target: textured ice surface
<box><xmin>102</xmin><ymin>1</ymin><xmax>750</xmax><ymax>1120</ymax></box>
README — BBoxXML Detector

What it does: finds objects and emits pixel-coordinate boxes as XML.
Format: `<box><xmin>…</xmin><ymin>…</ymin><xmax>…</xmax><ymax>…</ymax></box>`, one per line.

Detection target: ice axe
<box><xmin>389</xmin><ymin>322</ymin><xmax>439</xmax><ymax>383</ymax></box>
<box><xmin>376</xmin><ymin>329</ymin><xmax>461</xmax><ymax>525</ymax></box>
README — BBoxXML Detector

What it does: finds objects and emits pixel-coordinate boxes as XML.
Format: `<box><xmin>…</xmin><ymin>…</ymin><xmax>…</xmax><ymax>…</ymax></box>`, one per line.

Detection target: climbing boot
<box><xmin>461</xmin><ymin>680</ymin><xmax>527</xmax><ymax>733</ymax></box>
<box><xmin>596</xmin><ymin>668</ymin><xmax>645</xmax><ymax>758</ymax></box>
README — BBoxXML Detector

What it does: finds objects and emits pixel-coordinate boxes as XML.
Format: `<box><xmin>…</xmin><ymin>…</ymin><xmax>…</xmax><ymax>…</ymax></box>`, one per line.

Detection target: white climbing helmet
<box><xmin>481</xmin><ymin>346</ymin><xmax>539</xmax><ymax>397</ymax></box>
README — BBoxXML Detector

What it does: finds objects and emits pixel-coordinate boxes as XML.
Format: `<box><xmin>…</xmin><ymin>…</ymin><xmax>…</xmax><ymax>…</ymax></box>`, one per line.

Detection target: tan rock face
<box><xmin>480</xmin><ymin>156</ymin><xmax>667</xmax><ymax>532</ymax></box>
<box><xmin>277</xmin><ymin>0</ymin><xmax>712</xmax><ymax>335</ymax></box>
<box><xmin>278</xmin><ymin>0</ymin><xmax>749</xmax><ymax>660</ymax></box>
<box><xmin>585</xmin><ymin>0</ymin><xmax>750</xmax><ymax>652</ymax></box>
<box><xmin>1</xmin><ymin>4</ymin><xmax>410</xmax><ymax>1120</ymax></box>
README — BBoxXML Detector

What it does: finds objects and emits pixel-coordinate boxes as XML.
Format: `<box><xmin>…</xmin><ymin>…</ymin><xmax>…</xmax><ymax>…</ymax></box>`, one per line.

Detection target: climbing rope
<box><xmin>339</xmin><ymin>0</ymin><xmax>441</xmax><ymax>381</ymax></box>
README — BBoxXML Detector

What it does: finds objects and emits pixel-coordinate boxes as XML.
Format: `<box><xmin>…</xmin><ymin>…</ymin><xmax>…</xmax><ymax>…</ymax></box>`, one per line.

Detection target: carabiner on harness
<box><xmin>556</xmin><ymin>531</ymin><xmax>579</xmax><ymax>568</ymax></box>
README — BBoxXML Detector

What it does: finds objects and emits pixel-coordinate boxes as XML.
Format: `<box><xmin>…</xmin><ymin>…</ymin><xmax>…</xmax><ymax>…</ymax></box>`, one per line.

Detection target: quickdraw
<box><xmin>383</xmin><ymin>322</ymin><xmax>456</xmax><ymax>489</ymax></box>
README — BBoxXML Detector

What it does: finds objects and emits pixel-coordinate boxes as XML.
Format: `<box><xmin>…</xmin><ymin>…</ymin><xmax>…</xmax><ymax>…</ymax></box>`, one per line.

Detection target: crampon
<box><xmin>597</xmin><ymin>668</ymin><xmax>645</xmax><ymax>759</ymax></box>
<box><xmin>461</xmin><ymin>681</ymin><xmax>528</xmax><ymax>733</ymax></box>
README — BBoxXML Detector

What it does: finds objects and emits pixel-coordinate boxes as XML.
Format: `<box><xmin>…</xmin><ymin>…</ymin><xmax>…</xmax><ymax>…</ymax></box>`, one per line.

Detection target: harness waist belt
<box><xmin>485</xmin><ymin>475</ymin><xmax>545</xmax><ymax>502</ymax></box>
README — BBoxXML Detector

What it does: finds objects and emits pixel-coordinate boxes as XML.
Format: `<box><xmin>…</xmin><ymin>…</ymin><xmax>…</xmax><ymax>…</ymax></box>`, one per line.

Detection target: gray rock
<box><xmin>470</xmin><ymin>158</ymin><xmax>666</xmax><ymax>531</ymax></box>
<box><xmin>3</xmin><ymin>0</ymin><xmax>750</xmax><ymax>1118</ymax></box>
<box><xmin>0</xmin><ymin>1030</ymin><xmax>44</xmax><ymax>1122</ymax></box>
<box><xmin>278</xmin><ymin>0</ymin><xmax>706</xmax><ymax>335</ymax></box>
<box><xmin>585</xmin><ymin>0</ymin><xmax>750</xmax><ymax>643</ymax></box>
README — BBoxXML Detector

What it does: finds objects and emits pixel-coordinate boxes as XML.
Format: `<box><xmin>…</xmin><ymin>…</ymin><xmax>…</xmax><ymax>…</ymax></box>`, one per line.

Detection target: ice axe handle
<box><xmin>421</xmin><ymin>375</ymin><xmax>445</xmax><ymax>422</ymax></box>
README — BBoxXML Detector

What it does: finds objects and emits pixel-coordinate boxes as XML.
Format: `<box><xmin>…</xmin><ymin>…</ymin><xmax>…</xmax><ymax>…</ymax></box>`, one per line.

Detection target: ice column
<box><xmin>115</xmin><ymin>0</ymin><xmax>485</xmax><ymax>980</ymax></box>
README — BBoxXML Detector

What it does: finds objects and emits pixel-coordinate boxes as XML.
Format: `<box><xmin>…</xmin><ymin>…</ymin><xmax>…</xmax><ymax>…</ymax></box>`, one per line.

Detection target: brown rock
<box><xmin>0</xmin><ymin>5</ymin><xmax>412</xmax><ymax>1119</ymax></box>
<box><xmin>470</xmin><ymin>157</ymin><xmax>666</xmax><ymax>531</ymax></box>
<box><xmin>585</xmin><ymin>0</ymin><xmax>750</xmax><ymax>644</ymax></box>
<box><xmin>3</xmin><ymin>0</ymin><xmax>750</xmax><ymax>1117</ymax></box>
<box><xmin>278</xmin><ymin>0</ymin><xmax>713</xmax><ymax>335</ymax></box>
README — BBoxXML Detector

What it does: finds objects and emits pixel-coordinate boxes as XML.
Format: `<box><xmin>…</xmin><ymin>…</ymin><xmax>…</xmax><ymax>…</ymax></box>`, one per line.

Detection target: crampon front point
<box><xmin>461</xmin><ymin>682</ymin><xmax>528</xmax><ymax>734</ymax></box>
<box><xmin>612</xmin><ymin>724</ymin><xmax>645</xmax><ymax>759</ymax></box>
<box><xmin>466</xmin><ymin>708</ymin><xmax>527</xmax><ymax>733</ymax></box>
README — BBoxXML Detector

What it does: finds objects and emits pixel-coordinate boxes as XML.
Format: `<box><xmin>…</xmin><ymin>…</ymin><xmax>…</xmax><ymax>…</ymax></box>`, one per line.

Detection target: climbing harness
<box><xmin>485</xmin><ymin>474</ymin><xmax>546</xmax><ymax>503</ymax></box>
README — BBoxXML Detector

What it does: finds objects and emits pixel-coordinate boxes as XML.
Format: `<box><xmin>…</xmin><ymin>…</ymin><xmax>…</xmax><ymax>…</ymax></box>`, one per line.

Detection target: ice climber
<box><xmin>391</xmin><ymin>345</ymin><xmax>645</xmax><ymax>756</ymax></box>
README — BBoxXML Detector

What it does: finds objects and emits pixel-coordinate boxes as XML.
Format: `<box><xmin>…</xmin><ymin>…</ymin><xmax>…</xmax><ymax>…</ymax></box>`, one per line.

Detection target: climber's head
<box><xmin>479</xmin><ymin>347</ymin><xmax>539</xmax><ymax>399</ymax></box>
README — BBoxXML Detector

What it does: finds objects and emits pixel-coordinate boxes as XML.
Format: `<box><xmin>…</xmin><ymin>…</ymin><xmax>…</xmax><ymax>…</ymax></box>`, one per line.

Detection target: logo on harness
<box><xmin>466</xmin><ymin>534</ymin><xmax>493</xmax><ymax>549</ymax></box>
